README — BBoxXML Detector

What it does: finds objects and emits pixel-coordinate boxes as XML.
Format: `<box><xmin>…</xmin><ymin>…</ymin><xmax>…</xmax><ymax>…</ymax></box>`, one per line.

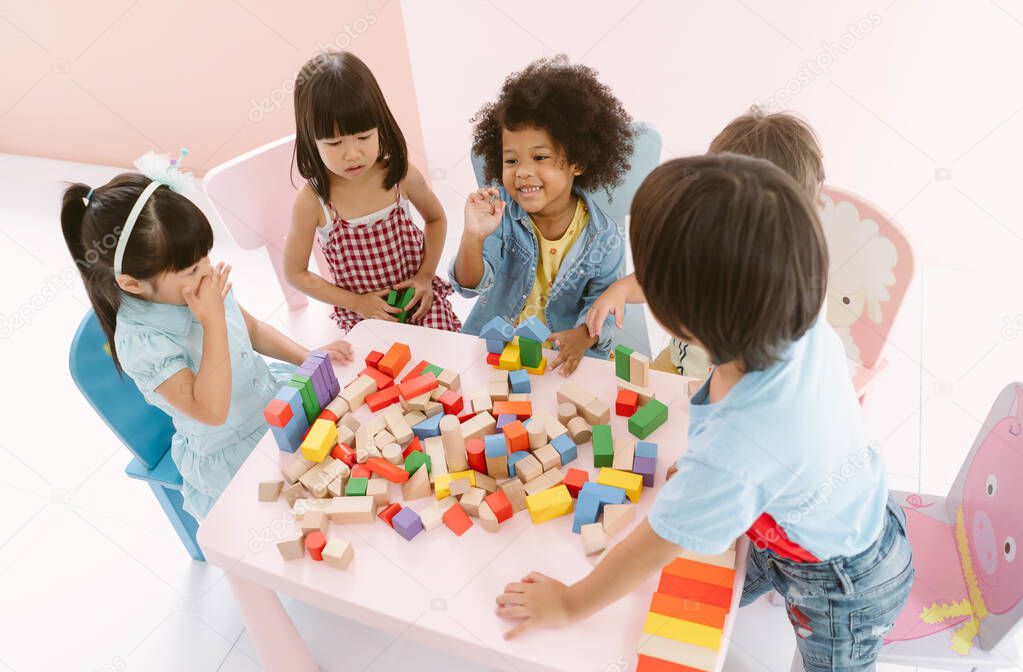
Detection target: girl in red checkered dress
<box><xmin>284</xmin><ymin>51</ymin><xmax>461</xmax><ymax>334</ymax></box>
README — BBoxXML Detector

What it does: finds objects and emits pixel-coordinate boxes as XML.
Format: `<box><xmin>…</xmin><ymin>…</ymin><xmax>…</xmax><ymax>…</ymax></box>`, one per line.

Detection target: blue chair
<box><xmin>470</xmin><ymin>122</ymin><xmax>663</xmax><ymax>356</ymax></box>
<box><xmin>68</xmin><ymin>310</ymin><xmax>205</xmax><ymax>561</ymax></box>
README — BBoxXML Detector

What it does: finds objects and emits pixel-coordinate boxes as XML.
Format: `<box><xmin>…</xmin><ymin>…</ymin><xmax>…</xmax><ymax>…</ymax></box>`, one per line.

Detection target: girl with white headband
<box><xmin>60</xmin><ymin>151</ymin><xmax>353</xmax><ymax>520</ymax></box>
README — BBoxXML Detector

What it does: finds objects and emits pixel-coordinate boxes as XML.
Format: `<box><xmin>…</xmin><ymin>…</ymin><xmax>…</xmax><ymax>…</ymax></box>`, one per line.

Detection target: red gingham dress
<box><xmin>316</xmin><ymin>184</ymin><xmax>461</xmax><ymax>334</ymax></box>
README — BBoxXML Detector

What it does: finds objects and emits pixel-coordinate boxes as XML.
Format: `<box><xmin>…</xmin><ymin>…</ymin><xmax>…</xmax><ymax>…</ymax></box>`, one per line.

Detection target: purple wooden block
<box><xmin>496</xmin><ymin>413</ymin><xmax>517</xmax><ymax>431</ymax></box>
<box><xmin>311</xmin><ymin>354</ymin><xmax>340</xmax><ymax>396</ymax></box>
<box><xmin>301</xmin><ymin>367</ymin><xmax>330</xmax><ymax>408</ymax></box>
<box><xmin>632</xmin><ymin>456</ymin><xmax>656</xmax><ymax>487</ymax></box>
<box><xmin>391</xmin><ymin>507</ymin><xmax>423</xmax><ymax>541</ymax></box>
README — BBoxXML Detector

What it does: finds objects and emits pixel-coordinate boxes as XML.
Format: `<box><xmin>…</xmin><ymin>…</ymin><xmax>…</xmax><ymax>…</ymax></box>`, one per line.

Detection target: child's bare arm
<box><xmin>585</xmin><ymin>273</ymin><xmax>646</xmax><ymax>339</ymax></box>
<box><xmin>453</xmin><ymin>188</ymin><xmax>505</xmax><ymax>289</ymax></box>
<box><xmin>496</xmin><ymin>518</ymin><xmax>681</xmax><ymax>639</ymax></box>
<box><xmin>237</xmin><ymin>304</ymin><xmax>351</xmax><ymax>366</ymax></box>
<box><xmin>396</xmin><ymin>166</ymin><xmax>447</xmax><ymax>321</ymax></box>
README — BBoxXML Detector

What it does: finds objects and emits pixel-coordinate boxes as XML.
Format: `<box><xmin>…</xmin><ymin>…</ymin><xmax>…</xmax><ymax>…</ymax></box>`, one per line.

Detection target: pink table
<box><xmin>197</xmin><ymin>320</ymin><xmax>747</xmax><ymax>672</ymax></box>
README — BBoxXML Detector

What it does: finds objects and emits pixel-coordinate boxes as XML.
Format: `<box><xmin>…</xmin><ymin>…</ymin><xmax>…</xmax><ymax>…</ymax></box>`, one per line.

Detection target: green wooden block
<box><xmin>629</xmin><ymin>399</ymin><xmax>668</xmax><ymax>439</ymax></box>
<box><xmin>287</xmin><ymin>376</ymin><xmax>319</xmax><ymax>423</ymax></box>
<box><xmin>405</xmin><ymin>451</ymin><xmax>432</xmax><ymax>475</ymax></box>
<box><xmin>396</xmin><ymin>286</ymin><xmax>416</xmax><ymax>309</ymax></box>
<box><xmin>614</xmin><ymin>345</ymin><xmax>634</xmax><ymax>381</ymax></box>
<box><xmin>386</xmin><ymin>289</ymin><xmax>399</xmax><ymax>306</ymax></box>
<box><xmin>519</xmin><ymin>337</ymin><xmax>542</xmax><ymax>368</ymax></box>
<box><xmin>592</xmin><ymin>424</ymin><xmax>614</xmax><ymax>468</ymax></box>
<box><xmin>423</xmin><ymin>364</ymin><xmax>443</xmax><ymax>377</ymax></box>
<box><xmin>345</xmin><ymin>477</ymin><xmax>368</xmax><ymax>497</ymax></box>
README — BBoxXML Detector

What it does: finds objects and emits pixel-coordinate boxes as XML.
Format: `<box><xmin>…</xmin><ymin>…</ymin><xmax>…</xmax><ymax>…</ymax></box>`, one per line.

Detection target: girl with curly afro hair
<box><xmin>450</xmin><ymin>56</ymin><xmax>634</xmax><ymax>374</ymax></box>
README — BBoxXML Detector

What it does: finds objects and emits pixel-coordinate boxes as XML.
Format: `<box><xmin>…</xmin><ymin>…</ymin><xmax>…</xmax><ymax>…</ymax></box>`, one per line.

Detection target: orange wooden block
<box><xmin>486</xmin><ymin>352</ymin><xmax>501</xmax><ymax>366</ymax></box>
<box><xmin>399</xmin><ymin>373</ymin><xmax>438</xmax><ymax>400</ymax></box>
<box><xmin>442</xmin><ymin>503</ymin><xmax>473</xmax><ymax>536</ymax></box>
<box><xmin>263</xmin><ymin>399</ymin><xmax>293</xmax><ymax>428</ymax></box>
<box><xmin>401</xmin><ymin>360</ymin><xmax>430</xmax><ymax>382</ymax></box>
<box><xmin>317</xmin><ymin>409</ymin><xmax>339</xmax><ymax>423</ymax></box>
<box><xmin>491</xmin><ymin>401</ymin><xmax>532</xmax><ymax>420</ymax></box>
<box><xmin>366</xmin><ymin>457</ymin><xmax>410</xmax><ymax>483</ymax></box>
<box><xmin>360</xmin><ymin>366</ymin><xmax>394</xmax><ymax>391</ymax></box>
<box><xmin>305</xmin><ymin>531</ymin><xmax>327</xmax><ymax>561</ymax></box>
<box><xmin>365</xmin><ymin>386</ymin><xmax>401</xmax><ymax>411</ymax></box>
<box><xmin>636</xmin><ymin>654</ymin><xmax>705</xmax><ymax>672</ymax></box>
<box><xmin>662</xmin><ymin>557</ymin><xmax>736</xmax><ymax>589</ymax></box>
<box><xmin>657</xmin><ymin>575</ymin><xmax>733</xmax><ymax>610</ymax></box>
<box><xmin>503</xmin><ymin>420</ymin><xmax>528</xmax><ymax>452</ymax></box>
<box><xmin>378</xmin><ymin>343</ymin><xmax>411</xmax><ymax>378</ymax></box>
<box><xmin>648</xmin><ymin>592</ymin><xmax>728</xmax><ymax>629</ymax></box>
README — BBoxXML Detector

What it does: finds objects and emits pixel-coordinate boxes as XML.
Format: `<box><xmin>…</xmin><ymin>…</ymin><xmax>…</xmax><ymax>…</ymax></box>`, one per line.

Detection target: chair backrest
<box><xmin>819</xmin><ymin>185</ymin><xmax>914</xmax><ymax>370</ymax></box>
<box><xmin>68</xmin><ymin>310</ymin><xmax>175</xmax><ymax>471</ymax></box>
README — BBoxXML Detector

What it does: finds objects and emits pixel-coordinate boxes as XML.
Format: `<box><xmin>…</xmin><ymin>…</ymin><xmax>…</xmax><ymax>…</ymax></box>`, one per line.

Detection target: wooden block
<box><xmin>508</xmin><ymin>393</ymin><xmax>530</xmax><ymax>402</ymax></box>
<box><xmin>567</xmin><ymin>416</ymin><xmax>591</xmax><ymax>444</ymax></box>
<box><xmin>472</xmin><ymin>470</ymin><xmax>498</xmax><ymax>493</ymax></box>
<box><xmin>557</xmin><ymin>402</ymin><xmax>578</xmax><ymax>425</ymax></box>
<box><xmin>434</xmin><ymin>470</ymin><xmax>476</xmax><ymax>499</ymax></box>
<box><xmin>649</xmin><ymin>592</ymin><xmax>729</xmax><ymax>629</ymax></box>
<box><xmin>276</xmin><ymin>533</ymin><xmax>305</xmax><ymax>561</ymax></box>
<box><xmin>483</xmin><ymin>489</ymin><xmax>513</xmax><ymax>523</ymax></box>
<box><xmin>525</xmin><ymin>484</ymin><xmax>573</xmax><ymax>524</ymax></box>
<box><xmin>523</xmin><ymin>467</ymin><xmax>565</xmax><ymax>496</ymax></box>
<box><xmin>629</xmin><ymin>399</ymin><xmax>669</xmax><ymax>439</ymax></box>
<box><xmin>459</xmin><ymin>487</ymin><xmax>486</xmax><ymax>517</ymax></box>
<box><xmin>419</xmin><ymin>506</ymin><xmax>443</xmax><ymax>531</ymax></box>
<box><xmin>636</xmin><ymin>634</ymin><xmax>718</xmax><ymax>671</ymax></box>
<box><xmin>643</xmin><ymin>613</ymin><xmax>722</xmax><ymax>651</ymax></box>
<box><xmin>471</xmin><ymin>389</ymin><xmax>493</xmax><ymax>414</ymax></box>
<box><xmin>378</xmin><ymin>342</ymin><xmax>411</xmax><ymax>378</ymax></box>
<box><xmin>499</xmin><ymin>478</ymin><xmax>528</xmax><ymax>513</ymax></box>
<box><xmin>616</xmin><ymin>388</ymin><xmax>640</xmax><ymax>417</ymax></box>
<box><xmin>340</xmin><ymin>374</ymin><xmax>377</xmax><ymax>411</ymax></box>
<box><xmin>281</xmin><ymin>482</ymin><xmax>307</xmax><ymax>507</ymax></box>
<box><xmin>407</xmin><ymin>392</ymin><xmax>432</xmax><ymax>411</ymax></box>
<box><xmin>382</xmin><ymin>406</ymin><xmax>414</xmax><ymax>445</ymax></box>
<box><xmin>325</xmin><ymin>396</ymin><xmax>350</xmax><ymax>419</ymax></box>
<box><xmin>437</xmin><ymin>389</ymin><xmax>464</xmax><ymax>416</ymax></box>
<box><xmin>478</xmin><ymin>501</ymin><xmax>501</xmax><ymax>532</ymax></box>
<box><xmin>618</xmin><ymin>378</ymin><xmax>656</xmax><ymax>405</ymax></box>
<box><xmin>300</xmin><ymin>509</ymin><xmax>328</xmax><ymax>535</ymax></box>
<box><xmin>326</xmin><ymin>496</ymin><xmax>376</xmax><ymax>524</ymax></box>
<box><xmin>662</xmin><ymin>557</ymin><xmax>737</xmax><ymax>589</ymax></box>
<box><xmin>339</xmin><ymin>413</ymin><xmax>361</xmax><ymax>432</ymax></box>
<box><xmin>327</xmin><ymin>474</ymin><xmax>345</xmax><ymax>497</ymax></box>
<box><xmin>366</xmin><ymin>457</ymin><xmax>410</xmax><ymax>484</ymax></box>
<box><xmin>365</xmin><ymin>385</ymin><xmax>401</xmax><ymax>412</ymax></box>
<box><xmin>321</xmin><ymin>537</ymin><xmax>354</xmax><ymax>570</ymax></box>
<box><xmin>492</xmin><ymin>400</ymin><xmax>533</xmax><ymax>420</ymax></box>
<box><xmin>485</xmin><ymin>453</ymin><xmax>509</xmax><ymax>479</ymax></box>
<box><xmin>365</xmin><ymin>478</ymin><xmax>390</xmax><ymax>508</ymax></box>
<box><xmin>656</xmin><ymin>575</ymin><xmax>733</xmax><ymax>609</ymax></box>
<box><xmin>435</xmin><ymin>495</ymin><xmax>458</xmax><ymax>511</ymax></box>
<box><xmin>602</xmin><ymin>503</ymin><xmax>636</xmax><ymax>537</ymax></box>
<box><xmin>581</xmin><ymin>398</ymin><xmax>611</xmax><ymax>425</ymax></box>
<box><xmin>404</xmin><ymin>410</ymin><xmax>427</xmax><ymax>427</ymax></box>
<box><xmin>527</xmin><ymin>419</ymin><xmax>547</xmax><ymax>450</ymax></box>
<box><xmin>293</xmin><ymin>498</ymin><xmax>331</xmax><ymax>519</ymax></box>
<box><xmin>337</xmin><ymin>424</ymin><xmax>356</xmax><ymax>449</ymax></box>
<box><xmin>424</xmin><ymin>436</ymin><xmax>447</xmax><ymax>482</ymax></box>
<box><xmin>449</xmin><ymin>476</ymin><xmax>472</xmax><ymax>498</ymax></box>
<box><xmin>442</xmin><ymin>503</ymin><xmax>473</xmax><ymax>536</ymax></box>
<box><xmin>557</xmin><ymin>382</ymin><xmax>594</xmax><ymax>409</ymax></box>
<box><xmin>581</xmin><ymin>523</ymin><xmax>608</xmax><ymax>556</ymax></box>
<box><xmin>258</xmin><ymin>480</ymin><xmax>284</xmax><ymax>502</ymax></box>
<box><xmin>440</xmin><ymin>414</ymin><xmax>468</xmax><ymax>471</ymax></box>
<box><xmin>382</xmin><ymin>442</ymin><xmax>403</xmax><ymax>465</ymax></box>
<box><xmin>300</xmin><ymin>418</ymin><xmax>337</xmax><ymax>462</ymax></box>
<box><xmin>563</xmin><ymin>468</ymin><xmax>589</xmax><ymax>498</ymax></box>
<box><xmin>597</xmin><ymin>467</ymin><xmax>643</xmax><ymax>503</ymax></box>
<box><xmin>514</xmin><ymin>453</ymin><xmax>543</xmax><ymax>483</ymax></box>
<box><xmin>630</xmin><ymin>351</ymin><xmax>650</xmax><ymax>387</ymax></box>
<box><xmin>612</xmin><ymin>437</ymin><xmax>637</xmax><ymax>471</ymax></box>
<box><xmin>402</xmin><ymin>465</ymin><xmax>432</xmax><ymax>500</ymax></box>
<box><xmin>489</xmin><ymin>380</ymin><xmax>509</xmax><ymax>402</ymax></box>
<box><xmin>399</xmin><ymin>373</ymin><xmax>439</xmax><ymax>401</ymax></box>
<box><xmin>536</xmin><ymin>411</ymin><xmax>568</xmax><ymax>440</ymax></box>
<box><xmin>429</xmin><ymin>386</ymin><xmax>445</xmax><ymax>401</ymax></box>
<box><xmin>503</xmin><ymin>420</ymin><xmax>528</xmax><ymax>453</ymax></box>
<box><xmin>533</xmin><ymin>444</ymin><xmax>561</xmax><ymax>471</ymax></box>
<box><xmin>678</xmin><ymin>548</ymin><xmax>737</xmax><ymax>569</ymax></box>
<box><xmin>437</xmin><ymin>369</ymin><xmax>460</xmax><ymax>391</ymax></box>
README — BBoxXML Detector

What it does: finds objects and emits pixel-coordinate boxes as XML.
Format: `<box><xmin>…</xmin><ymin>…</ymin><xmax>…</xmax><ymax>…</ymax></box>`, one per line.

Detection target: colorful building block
<box><xmin>366</xmin><ymin>350</ymin><xmax>384</xmax><ymax>369</ymax></box>
<box><xmin>399</xmin><ymin>373</ymin><xmax>438</xmax><ymax>400</ymax></box>
<box><xmin>563</xmin><ymin>468</ymin><xmax>589</xmax><ymax>498</ymax></box>
<box><xmin>551</xmin><ymin>433</ymin><xmax>577</xmax><ymax>465</ymax></box>
<box><xmin>378</xmin><ymin>342</ymin><xmax>411</xmax><ymax>378</ymax></box>
<box><xmin>401</xmin><ymin>360</ymin><xmax>431</xmax><ymax>382</ymax></box>
<box><xmin>423</xmin><ymin>363</ymin><xmax>443</xmax><ymax>377</ymax></box>
<box><xmin>514</xmin><ymin>315</ymin><xmax>551</xmax><ymax>343</ymax></box>
<box><xmin>499</xmin><ymin>340</ymin><xmax>521</xmax><ymax>370</ymax></box>
<box><xmin>486</xmin><ymin>352</ymin><xmax>501</xmax><ymax>367</ymax></box>
<box><xmin>359</xmin><ymin>366</ymin><xmax>394</xmax><ymax>391</ymax></box>
<box><xmin>485</xmin><ymin>338</ymin><xmax>505</xmax><ymax>354</ymax></box>
<box><xmin>345</xmin><ymin>477</ymin><xmax>368</xmax><ymax>497</ymax></box>
<box><xmin>492</xmin><ymin>400</ymin><xmax>532</xmax><ymax>420</ymax></box>
<box><xmin>614</xmin><ymin>344</ymin><xmax>634</xmax><ymax>380</ymax></box>
<box><xmin>635</xmin><ymin>441</ymin><xmax>658</xmax><ymax>459</ymax></box>
<box><xmin>300</xmin><ymin>418</ymin><xmax>337</xmax><ymax>462</ymax></box>
<box><xmin>378</xmin><ymin>502</ymin><xmax>403</xmax><ymax>527</ymax></box>
<box><xmin>518</xmin><ymin>337</ymin><xmax>543</xmax><ymax>369</ymax></box>
<box><xmin>629</xmin><ymin>399</ymin><xmax>669</xmax><ymax>439</ymax></box>
<box><xmin>525</xmin><ymin>484</ymin><xmax>573</xmax><ymax>524</ymax></box>
<box><xmin>405</xmin><ymin>450</ymin><xmax>431</xmax><ymax>475</ymax></box>
<box><xmin>597</xmin><ymin>467</ymin><xmax>643</xmax><ymax>503</ymax></box>
<box><xmin>465</xmin><ymin>438</ymin><xmax>486</xmax><ymax>473</ymax></box>
<box><xmin>442</xmin><ymin>503</ymin><xmax>473</xmax><ymax>536</ymax></box>
<box><xmin>633</xmin><ymin>455</ymin><xmax>657</xmax><ymax>487</ymax></box>
<box><xmin>365</xmin><ymin>385</ymin><xmax>401</xmax><ymax>412</ymax></box>
<box><xmin>616</xmin><ymin>389</ymin><xmax>640</xmax><ymax>417</ymax></box>
<box><xmin>263</xmin><ymin>399</ymin><xmax>293</xmax><ymax>428</ymax></box>
<box><xmin>484</xmin><ymin>434</ymin><xmax>507</xmax><ymax>457</ymax></box>
<box><xmin>391</xmin><ymin>507</ymin><xmax>424</xmax><ymax>540</ymax></box>
<box><xmin>503</xmin><ymin>420</ymin><xmax>528</xmax><ymax>452</ymax></box>
<box><xmin>287</xmin><ymin>376</ymin><xmax>319</xmax><ymax>424</ymax></box>
<box><xmin>506</xmin><ymin>451</ymin><xmax>529</xmax><ymax>478</ymax></box>
<box><xmin>412</xmin><ymin>413</ymin><xmax>443</xmax><ymax>439</ymax></box>
<box><xmin>437</xmin><ymin>389</ymin><xmax>463</xmax><ymax>415</ymax></box>
<box><xmin>483</xmin><ymin>490</ymin><xmax>512</xmax><ymax>523</ymax></box>
<box><xmin>495</xmin><ymin>413</ymin><xmax>516</xmax><ymax>431</ymax></box>
<box><xmin>592</xmin><ymin>424</ymin><xmax>614</xmax><ymax>468</ymax></box>
<box><xmin>434</xmin><ymin>470</ymin><xmax>476</xmax><ymax>499</ymax></box>
<box><xmin>480</xmin><ymin>316</ymin><xmax>515</xmax><ymax>341</ymax></box>
<box><xmin>366</xmin><ymin>457</ymin><xmax>410</xmax><ymax>484</ymax></box>
<box><xmin>305</xmin><ymin>531</ymin><xmax>327</xmax><ymax>561</ymax></box>
<box><xmin>508</xmin><ymin>369</ymin><xmax>530</xmax><ymax>394</ymax></box>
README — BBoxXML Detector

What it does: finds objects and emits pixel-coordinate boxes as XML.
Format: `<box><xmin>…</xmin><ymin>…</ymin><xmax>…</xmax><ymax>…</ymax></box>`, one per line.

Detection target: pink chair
<box><xmin>819</xmin><ymin>186</ymin><xmax>915</xmax><ymax>400</ymax></box>
<box><xmin>202</xmin><ymin>135</ymin><xmax>330</xmax><ymax>311</ymax></box>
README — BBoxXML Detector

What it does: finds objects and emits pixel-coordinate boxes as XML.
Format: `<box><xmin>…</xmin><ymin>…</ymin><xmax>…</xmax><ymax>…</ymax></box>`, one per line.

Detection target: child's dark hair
<box><xmin>60</xmin><ymin>174</ymin><xmax>213</xmax><ymax>372</ymax></box>
<box><xmin>709</xmin><ymin>107</ymin><xmax>825</xmax><ymax>198</ymax></box>
<box><xmin>630</xmin><ymin>154</ymin><xmax>828</xmax><ymax>372</ymax></box>
<box><xmin>293</xmin><ymin>51</ymin><xmax>408</xmax><ymax>203</ymax></box>
<box><xmin>472</xmin><ymin>55</ymin><xmax>634</xmax><ymax>194</ymax></box>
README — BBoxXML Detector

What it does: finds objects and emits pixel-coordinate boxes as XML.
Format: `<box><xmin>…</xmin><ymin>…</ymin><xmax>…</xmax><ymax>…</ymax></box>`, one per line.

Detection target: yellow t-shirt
<box><xmin>516</xmin><ymin>197</ymin><xmax>589</xmax><ymax>327</ymax></box>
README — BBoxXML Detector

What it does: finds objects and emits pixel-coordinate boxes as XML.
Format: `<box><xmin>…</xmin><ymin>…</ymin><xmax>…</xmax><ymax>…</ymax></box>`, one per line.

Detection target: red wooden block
<box><xmin>378</xmin><ymin>502</ymin><xmax>403</xmax><ymax>528</ymax></box>
<box><xmin>305</xmin><ymin>531</ymin><xmax>326</xmax><ymax>561</ymax></box>
<box><xmin>442</xmin><ymin>503</ymin><xmax>473</xmax><ymax>536</ymax></box>
<box><xmin>457</xmin><ymin>410</ymin><xmax>478</xmax><ymax>424</ymax></box>
<box><xmin>486</xmin><ymin>352</ymin><xmax>501</xmax><ymax>367</ymax></box>
<box><xmin>366</xmin><ymin>386</ymin><xmax>401</xmax><ymax>412</ymax></box>
<box><xmin>263</xmin><ymin>399</ymin><xmax>293</xmax><ymax>428</ymax></box>
<box><xmin>360</xmin><ymin>366</ymin><xmax>394</xmax><ymax>391</ymax></box>
<box><xmin>401</xmin><ymin>360</ymin><xmax>430</xmax><ymax>383</ymax></box>
<box><xmin>503</xmin><ymin>420</ymin><xmax>528</xmax><ymax>453</ymax></box>
<box><xmin>351</xmin><ymin>464</ymin><xmax>372</xmax><ymax>480</ymax></box>
<box><xmin>317</xmin><ymin>409</ymin><xmax>339</xmax><ymax>423</ymax></box>
<box><xmin>366</xmin><ymin>457</ymin><xmax>410</xmax><ymax>483</ymax></box>
<box><xmin>483</xmin><ymin>490</ymin><xmax>512</xmax><ymax>523</ymax></box>
<box><xmin>402</xmin><ymin>437</ymin><xmax>423</xmax><ymax>459</ymax></box>
<box><xmin>615</xmin><ymin>389</ymin><xmax>639</xmax><ymax>417</ymax></box>
<box><xmin>563</xmin><ymin>468</ymin><xmax>589</xmax><ymax>498</ymax></box>
<box><xmin>366</xmin><ymin>350</ymin><xmax>384</xmax><ymax>369</ymax></box>
<box><xmin>636</xmin><ymin>654</ymin><xmax>704</xmax><ymax>672</ymax></box>
<box><xmin>438</xmin><ymin>389</ymin><xmax>464</xmax><ymax>415</ymax></box>
<box><xmin>378</xmin><ymin>343</ymin><xmax>411</xmax><ymax>378</ymax></box>
<box><xmin>465</xmin><ymin>439</ymin><xmax>487</xmax><ymax>473</ymax></box>
<box><xmin>491</xmin><ymin>401</ymin><xmax>532</xmax><ymax>420</ymax></box>
<box><xmin>398</xmin><ymin>373</ymin><xmax>438</xmax><ymax>400</ymax></box>
<box><xmin>656</xmin><ymin>574</ymin><xmax>733</xmax><ymax>609</ymax></box>
<box><xmin>662</xmin><ymin>557</ymin><xmax>736</xmax><ymax>589</ymax></box>
<box><xmin>332</xmin><ymin>442</ymin><xmax>356</xmax><ymax>467</ymax></box>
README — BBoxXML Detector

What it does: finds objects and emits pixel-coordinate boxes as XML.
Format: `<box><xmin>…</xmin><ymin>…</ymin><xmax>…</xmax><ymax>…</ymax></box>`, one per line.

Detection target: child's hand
<box><xmin>496</xmin><ymin>571</ymin><xmax>576</xmax><ymax>639</ymax></box>
<box><xmin>549</xmin><ymin>326</ymin><xmax>597</xmax><ymax>376</ymax></box>
<box><xmin>183</xmin><ymin>262</ymin><xmax>231</xmax><ymax>326</ymax></box>
<box><xmin>463</xmin><ymin>188</ymin><xmax>505</xmax><ymax>240</ymax></box>
<box><xmin>394</xmin><ymin>273</ymin><xmax>434</xmax><ymax>323</ymax></box>
<box><xmin>315</xmin><ymin>340</ymin><xmax>353</xmax><ymax>364</ymax></box>
<box><xmin>585</xmin><ymin>281</ymin><xmax>628</xmax><ymax>339</ymax></box>
<box><xmin>352</xmin><ymin>290</ymin><xmax>402</xmax><ymax>322</ymax></box>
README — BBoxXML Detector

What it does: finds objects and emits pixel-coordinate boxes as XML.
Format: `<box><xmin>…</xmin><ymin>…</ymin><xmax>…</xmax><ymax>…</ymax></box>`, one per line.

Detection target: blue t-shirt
<box><xmin>648</xmin><ymin>317</ymin><xmax>888</xmax><ymax>561</ymax></box>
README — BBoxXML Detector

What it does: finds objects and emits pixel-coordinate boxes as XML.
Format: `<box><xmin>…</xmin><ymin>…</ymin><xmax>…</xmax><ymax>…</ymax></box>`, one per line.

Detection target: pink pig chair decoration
<box><xmin>883</xmin><ymin>383</ymin><xmax>1023</xmax><ymax>667</ymax></box>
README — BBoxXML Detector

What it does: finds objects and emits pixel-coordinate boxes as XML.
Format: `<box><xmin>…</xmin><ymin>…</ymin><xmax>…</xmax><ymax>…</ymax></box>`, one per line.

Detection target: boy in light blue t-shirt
<box><xmin>496</xmin><ymin>154</ymin><xmax>913</xmax><ymax>671</ymax></box>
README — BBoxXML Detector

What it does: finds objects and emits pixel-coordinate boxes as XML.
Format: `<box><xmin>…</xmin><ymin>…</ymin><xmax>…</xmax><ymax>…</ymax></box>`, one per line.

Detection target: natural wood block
<box><xmin>365</xmin><ymin>478</ymin><xmax>390</xmax><ymax>508</ymax></box>
<box><xmin>321</xmin><ymin>537</ymin><xmax>354</xmax><ymax>570</ymax></box>
<box><xmin>459</xmin><ymin>487</ymin><xmax>486</xmax><ymax>517</ymax></box>
<box><xmin>557</xmin><ymin>402</ymin><xmax>578</xmax><ymax>425</ymax></box>
<box><xmin>258</xmin><ymin>480</ymin><xmax>284</xmax><ymax>502</ymax></box>
<box><xmin>499</xmin><ymin>478</ymin><xmax>528</xmax><ymax>513</ymax></box>
<box><xmin>276</xmin><ymin>533</ymin><xmax>305</xmax><ymax>561</ymax></box>
<box><xmin>515</xmin><ymin>453</ymin><xmax>543</xmax><ymax>483</ymax></box>
<box><xmin>533</xmin><ymin>444</ymin><xmax>561</xmax><ymax>471</ymax></box>
<box><xmin>300</xmin><ymin>510</ymin><xmax>328</xmax><ymax>535</ymax></box>
<box><xmin>581</xmin><ymin>523</ymin><xmax>608</xmax><ymax>556</ymax></box>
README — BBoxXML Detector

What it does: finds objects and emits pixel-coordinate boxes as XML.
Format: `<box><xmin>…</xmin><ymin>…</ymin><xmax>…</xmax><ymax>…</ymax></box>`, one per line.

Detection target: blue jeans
<box><xmin>740</xmin><ymin>496</ymin><xmax>914</xmax><ymax>671</ymax></box>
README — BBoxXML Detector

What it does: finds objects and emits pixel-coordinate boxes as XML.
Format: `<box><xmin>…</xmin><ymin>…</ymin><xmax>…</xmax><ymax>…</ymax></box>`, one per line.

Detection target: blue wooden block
<box><xmin>507</xmin><ymin>451</ymin><xmax>529</xmax><ymax>478</ymax></box>
<box><xmin>572</xmin><ymin>491</ymin><xmax>602</xmax><ymax>533</ymax></box>
<box><xmin>274</xmin><ymin>386</ymin><xmax>305</xmax><ymax>425</ymax></box>
<box><xmin>392</xmin><ymin>507</ymin><xmax>423</xmax><ymax>541</ymax></box>
<box><xmin>551</xmin><ymin>433</ymin><xmax>577</xmax><ymax>465</ymax></box>
<box><xmin>635</xmin><ymin>441</ymin><xmax>658</xmax><ymax>459</ymax></box>
<box><xmin>484</xmin><ymin>434</ymin><xmax>507</xmax><ymax>457</ymax></box>
<box><xmin>514</xmin><ymin>315</ymin><xmax>551</xmax><ymax>344</ymax></box>
<box><xmin>271</xmin><ymin>417</ymin><xmax>306</xmax><ymax>453</ymax></box>
<box><xmin>508</xmin><ymin>369</ymin><xmax>530</xmax><ymax>394</ymax></box>
<box><xmin>486</xmin><ymin>338</ymin><xmax>506</xmax><ymax>354</ymax></box>
<box><xmin>480</xmin><ymin>316</ymin><xmax>515</xmax><ymax>341</ymax></box>
<box><xmin>496</xmin><ymin>413</ymin><xmax>517</xmax><ymax>431</ymax></box>
<box><xmin>413</xmin><ymin>413</ymin><xmax>443</xmax><ymax>439</ymax></box>
<box><xmin>580</xmin><ymin>481</ymin><xmax>628</xmax><ymax>505</ymax></box>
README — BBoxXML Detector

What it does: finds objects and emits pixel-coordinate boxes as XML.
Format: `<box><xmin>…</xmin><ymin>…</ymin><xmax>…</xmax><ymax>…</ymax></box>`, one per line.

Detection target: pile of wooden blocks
<box><xmin>636</xmin><ymin>543</ymin><xmax>739</xmax><ymax>671</ymax></box>
<box><xmin>613</xmin><ymin>345</ymin><xmax>668</xmax><ymax>439</ymax></box>
<box><xmin>479</xmin><ymin>315</ymin><xmax>550</xmax><ymax>374</ymax></box>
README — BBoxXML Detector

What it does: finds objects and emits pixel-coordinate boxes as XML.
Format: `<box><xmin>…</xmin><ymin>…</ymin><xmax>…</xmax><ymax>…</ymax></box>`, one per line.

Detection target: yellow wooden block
<box><xmin>637</xmin><ymin>632</ymin><xmax>718</xmax><ymax>671</ymax></box>
<box><xmin>523</xmin><ymin>357</ymin><xmax>547</xmax><ymax>375</ymax></box>
<box><xmin>300</xmin><ymin>418</ymin><xmax>337</xmax><ymax>462</ymax></box>
<box><xmin>596</xmin><ymin>467</ymin><xmax>643</xmax><ymax>503</ymax></box>
<box><xmin>643</xmin><ymin>612</ymin><xmax>722</xmax><ymax>651</ymax></box>
<box><xmin>434</xmin><ymin>470</ymin><xmax>476</xmax><ymax>499</ymax></box>
<box><xmin>498</xmin><ymin>340</ymin><xmax>522</xmax><ymax>371</ymax></box>
<box><xmin>525</xmin><ymin>484</ymin><xmax>573</xmax><ymax>523</ymax></box>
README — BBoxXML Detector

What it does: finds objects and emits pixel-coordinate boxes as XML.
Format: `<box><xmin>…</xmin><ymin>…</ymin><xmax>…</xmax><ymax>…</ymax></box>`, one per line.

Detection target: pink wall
<box><xmin>0</xmin><ymin>0</ymin><xmax>428</xmax><ymax>176</ymax></box>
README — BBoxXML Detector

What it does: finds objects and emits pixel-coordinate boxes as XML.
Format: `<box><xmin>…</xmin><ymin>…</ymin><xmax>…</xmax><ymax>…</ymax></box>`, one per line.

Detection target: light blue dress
<box><xmin>115</xmin><ymin>290</ymin><xmax>294</xmax><ymax>520</ymax></box>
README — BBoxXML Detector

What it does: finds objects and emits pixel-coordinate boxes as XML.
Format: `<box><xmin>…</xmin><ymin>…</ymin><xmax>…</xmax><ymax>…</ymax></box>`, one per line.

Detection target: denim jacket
<box><xmin>448</xmin><ymin>187</ymin><xmax>625</xmax><ymax>357</ymax></box>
